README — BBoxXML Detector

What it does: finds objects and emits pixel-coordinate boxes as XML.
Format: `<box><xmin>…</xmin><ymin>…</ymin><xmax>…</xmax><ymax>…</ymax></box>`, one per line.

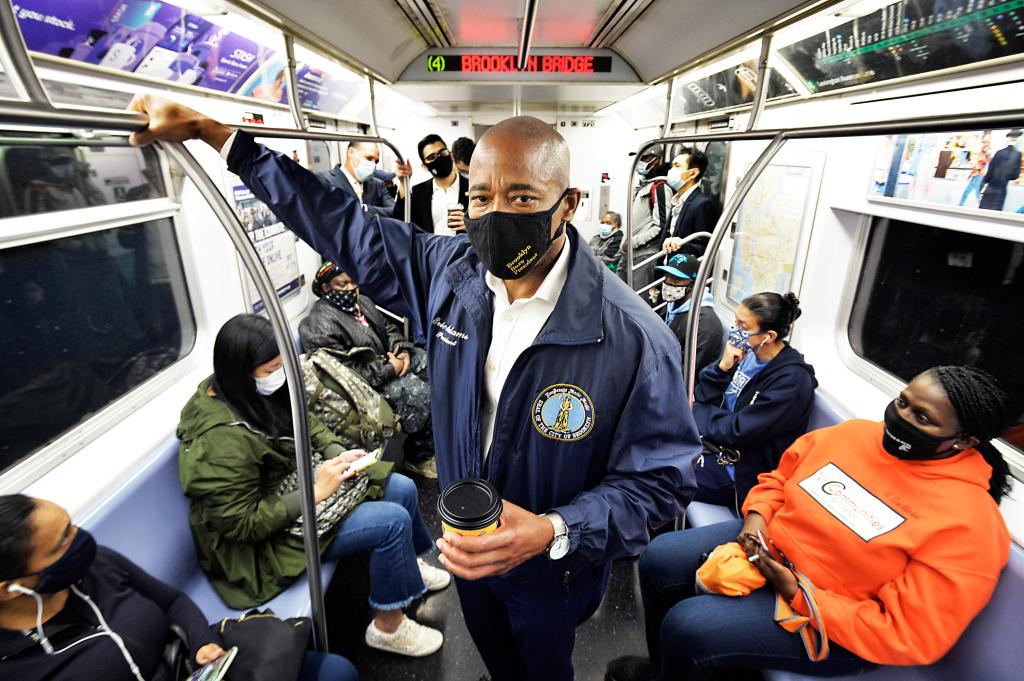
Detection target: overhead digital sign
<box><xmin>426</xmin><ymin>53</ymin><xmax>613</xmax><ymax>74</ymax></box>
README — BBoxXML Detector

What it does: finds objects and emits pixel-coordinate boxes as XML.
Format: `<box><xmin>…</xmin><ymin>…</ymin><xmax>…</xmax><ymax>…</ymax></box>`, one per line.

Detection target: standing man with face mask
<box><xmin>660</xmin><ymin>148</ymin><xmax>720</xmax><ymax>257</ymax></box>
<box><xmin>127</xmin><ymin>95</ymin><xmax>700</xmax><ymax>681</ymax></box>
<box><xmin>393</xmin><ymin>134</ymin><xmax>470</xmax><ymax>235</ymax></box>
<box><xmin>319</xmin><ymin>142</ymin><xmax>396</xmax><ymax>219</ymax></box>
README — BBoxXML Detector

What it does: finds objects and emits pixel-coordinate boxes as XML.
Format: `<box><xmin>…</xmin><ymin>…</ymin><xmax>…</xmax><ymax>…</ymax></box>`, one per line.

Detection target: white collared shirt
<box><xmin>431</xmin><ymin>177</ymin><xmax>462</xmax><ymax>236</ymax></box>
<box><xmin>481</xmin><ymin>238</ymin><xmax>571</xmax><ymax>460</ymax></box>
<box><xmin>667</xmin><ymin>184</ymin><xmax>697</xmax><ymax>230</ymax></box>
<box><xmin>341</xmin><ymin>164</ymin><xmax>363</xmax><ymax>201</ymax></box>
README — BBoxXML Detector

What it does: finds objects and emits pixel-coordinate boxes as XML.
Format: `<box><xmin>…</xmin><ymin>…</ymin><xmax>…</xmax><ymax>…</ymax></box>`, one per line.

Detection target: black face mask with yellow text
<box><xmin>465</xmin><ymin>189</ymin><xmax>569</xmax><ymax>280</ymax></box>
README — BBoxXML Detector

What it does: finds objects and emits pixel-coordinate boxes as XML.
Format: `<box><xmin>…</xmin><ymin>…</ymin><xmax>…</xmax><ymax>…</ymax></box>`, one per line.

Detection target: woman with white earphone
<box><xmin>0</xmin><ymin>495</ymin><xmax>359</xmax><ymax>681</ymax></box>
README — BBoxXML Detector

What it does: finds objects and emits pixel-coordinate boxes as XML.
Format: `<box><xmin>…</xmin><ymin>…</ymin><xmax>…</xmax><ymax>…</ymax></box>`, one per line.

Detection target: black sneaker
<box><xmin>605</xmin><ymin>655</ymin><xmax>655</xmax><ymax>681</ymax></box>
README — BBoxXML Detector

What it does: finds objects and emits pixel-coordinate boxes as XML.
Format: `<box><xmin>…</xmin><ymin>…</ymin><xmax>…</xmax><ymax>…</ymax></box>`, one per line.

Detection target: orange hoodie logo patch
<box><xmin>798</xmin><ymin>463</ymin><xmax>905</xmax><ymax>541</ymax></box>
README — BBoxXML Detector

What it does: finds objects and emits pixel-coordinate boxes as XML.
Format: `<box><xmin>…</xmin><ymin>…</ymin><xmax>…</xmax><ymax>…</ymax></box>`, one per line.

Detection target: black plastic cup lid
<box><xmin>438</xmin><ymin>478</ymin><xmax>502</xmax><ymax>531</ymax></box>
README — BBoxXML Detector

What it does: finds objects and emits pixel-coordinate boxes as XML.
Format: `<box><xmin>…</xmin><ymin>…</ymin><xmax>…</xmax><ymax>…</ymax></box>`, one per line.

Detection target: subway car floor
<box><xmin>322</xmin><ymin>474</ymin><xmax>651</xmax><ymax>680</ymax></box>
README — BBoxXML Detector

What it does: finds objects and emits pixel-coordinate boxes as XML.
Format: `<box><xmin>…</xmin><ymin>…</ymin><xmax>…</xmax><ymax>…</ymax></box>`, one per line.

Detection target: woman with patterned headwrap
<box><xmin>299</xmin><ymin>262</ymin><xmax>436</xmax><ymax>479</ymax></box>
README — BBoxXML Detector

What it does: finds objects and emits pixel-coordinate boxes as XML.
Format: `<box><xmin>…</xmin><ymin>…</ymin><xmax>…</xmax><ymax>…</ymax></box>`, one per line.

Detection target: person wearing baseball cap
<box><xmin>655</xmin><ymin>253</ymin><xmax>723</xmax><ymax>375</ymax></box>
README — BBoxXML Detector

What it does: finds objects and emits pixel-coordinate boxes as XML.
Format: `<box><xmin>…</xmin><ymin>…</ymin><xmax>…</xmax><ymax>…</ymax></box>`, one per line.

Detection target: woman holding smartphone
<box><xmin>178</xmin><ymin>314</ymin><xmax>449</xmax><ymax>658</ymax></box>
<box><xmin>607</xmin><ymin>365</ymin><xmax>1013</xmax><ymax>681</ymax></box>
<box><xmin>0</xmin><ymin>495</ymin><xmax>357</xmax><ymax>680</ymax></box>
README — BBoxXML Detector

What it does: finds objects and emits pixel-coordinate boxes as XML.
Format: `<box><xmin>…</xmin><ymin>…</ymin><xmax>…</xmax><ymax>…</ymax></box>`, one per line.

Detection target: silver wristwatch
<box><xmin>544</xmin><ymin>512</ymin><xmax>570</xmax><ymax>560</ymax></box>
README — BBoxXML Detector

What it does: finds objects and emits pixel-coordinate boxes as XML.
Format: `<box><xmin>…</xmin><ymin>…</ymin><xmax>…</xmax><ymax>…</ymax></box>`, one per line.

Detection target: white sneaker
<box><xmin>417</xmin><ymin>557</ymin><xmax>451</xmax><ymax>592</ymax></box>
<box><xmin>365</xmin><ymin>616</ymin><xmax>443</xmax><ymax>657</ymax></box>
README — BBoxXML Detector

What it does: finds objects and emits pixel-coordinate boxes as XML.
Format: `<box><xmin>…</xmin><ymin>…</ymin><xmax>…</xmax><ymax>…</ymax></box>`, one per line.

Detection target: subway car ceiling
<box><xmin>233</xmin><ymin>0</ymin><xmax>825</xmax><ymax>116</ymax></box>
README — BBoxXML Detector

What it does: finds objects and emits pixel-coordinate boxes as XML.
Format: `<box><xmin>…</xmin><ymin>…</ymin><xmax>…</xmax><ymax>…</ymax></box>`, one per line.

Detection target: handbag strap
<box><xmin>773</xmin><ymin>568</ymin><xmax>830</xmax><ymax>662</ymax></box>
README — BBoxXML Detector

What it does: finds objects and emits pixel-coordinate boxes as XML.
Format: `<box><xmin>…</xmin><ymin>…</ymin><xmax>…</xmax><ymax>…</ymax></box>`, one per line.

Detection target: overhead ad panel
<box><xmin>12</xmin><ymin>0</ymin><xmax>276</xmax><ymax>94</ymax></box>
<box><xmin>779</xmin><ymin>0</ymin><xmax>1024</xmax><ymax>94</ymax></box>
<box><xmin>670</xmin><ymin>60</ymin><xmax>797</xmax><ymax>119</ymax></box>
<box><xmin>400</xmin><ymin>48</ymin><xmax>637</xmax><ymax>82</ymax></box>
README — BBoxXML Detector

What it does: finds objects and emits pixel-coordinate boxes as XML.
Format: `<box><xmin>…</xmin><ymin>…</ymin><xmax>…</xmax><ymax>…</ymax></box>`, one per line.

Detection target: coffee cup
<box><xmin>437</xmin><ymin>478</ymin><xmax>502</xmax><ymax>536</ymax></box>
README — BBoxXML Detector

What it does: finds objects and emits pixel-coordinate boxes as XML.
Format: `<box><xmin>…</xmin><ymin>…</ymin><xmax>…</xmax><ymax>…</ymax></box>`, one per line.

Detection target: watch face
<box><xmin>548</xmin><ymin>536</ymin><xmax>570</xmax><ymax>560</ymax></box>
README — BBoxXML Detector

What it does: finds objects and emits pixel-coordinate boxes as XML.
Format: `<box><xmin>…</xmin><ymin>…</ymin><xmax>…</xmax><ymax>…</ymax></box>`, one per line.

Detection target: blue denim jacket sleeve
<box><xmin>226</xmin><ymin>131</ymin><xmax>461</xmax><ymax>337</ymax></box>
<box><xmin>552</xmin><ymin>346</ymin><xmax>700</xmax><ymax>563</ymax></box>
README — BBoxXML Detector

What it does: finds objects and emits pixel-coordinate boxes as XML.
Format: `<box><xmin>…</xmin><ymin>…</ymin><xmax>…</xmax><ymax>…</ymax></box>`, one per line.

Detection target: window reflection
<box><xmin>0</xmin><ymin>220</ymin><xmax>195</xmax><ymax>473</ymax></box>
<box><xmin>0</xmin><ymin>141</ymin><xmax>166</xmax><ymax>218</ymax></box>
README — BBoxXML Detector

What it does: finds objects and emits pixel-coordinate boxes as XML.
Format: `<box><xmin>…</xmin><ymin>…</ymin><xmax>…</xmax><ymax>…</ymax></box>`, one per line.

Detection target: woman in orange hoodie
<box><xmin>606</xmin><ymin>366</ymin><xmax>1014</xmax><ymax>681</ymax></box>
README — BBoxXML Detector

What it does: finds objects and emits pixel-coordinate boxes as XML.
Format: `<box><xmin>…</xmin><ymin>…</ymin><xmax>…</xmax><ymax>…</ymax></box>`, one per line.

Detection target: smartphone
<box><xmin>187</xmin><ymin>646</ymin><xmax>238</xmax><ymax>681</ymax></box>
<box><xmin>348</xmin><ymin>446</ymin><xmax>384</xmax><ymax>473</ymax></box>
<box><xmin>756</xmin><ymin>529</ymin><xmax>786</xmax><ymax>564</ymax></box>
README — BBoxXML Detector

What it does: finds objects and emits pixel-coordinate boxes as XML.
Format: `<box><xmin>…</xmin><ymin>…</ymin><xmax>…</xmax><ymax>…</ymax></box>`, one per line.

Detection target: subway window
<box><xmin>849</xmin><ymin>218</ymin><xmax>1024</xmax><ymax>453</ymax></box>
<box><xmin>0</xmin><ymin>219</ymin><xmax>196</xmax><ymax>474</ymax></box>
<box><xmin>0</xmin><ymin>140</ymin><xmax>166</xmax><ymax>219</ymax></box>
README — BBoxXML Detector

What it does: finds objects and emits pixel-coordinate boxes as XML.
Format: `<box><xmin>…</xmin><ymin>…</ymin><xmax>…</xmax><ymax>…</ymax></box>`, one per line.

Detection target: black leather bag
<box><xmin>164</xmin><ymin>624</ymin><xmax>196</xmax><ymax>681</ymax></box>
<box><xmin>212</xmin><ymin>610</ymin><xmax>311</xmax><ymax>681</ymax></box>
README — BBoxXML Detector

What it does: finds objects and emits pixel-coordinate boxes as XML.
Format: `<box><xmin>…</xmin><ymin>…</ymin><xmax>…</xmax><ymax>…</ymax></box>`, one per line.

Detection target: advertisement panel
<box><xmin>869</xmin><ymin>128</ymin><xmax>1024</xmax><ymax>217</ymax></box>
<box><xmin>14</xmin><ymin>1</ymin><xmax>275</xmax><ymax>93</ymax></box>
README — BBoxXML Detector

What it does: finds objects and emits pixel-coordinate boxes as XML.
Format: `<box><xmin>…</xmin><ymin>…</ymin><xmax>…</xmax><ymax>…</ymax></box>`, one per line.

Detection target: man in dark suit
<box><xmin>319</xmin><ymin>142</ymin><xmax>395</xmax><ymax>219</ymax></box>
<box><xmin>393</xmin><ymin>134</ymin><xmax>469</xmax><ymax>235</ymax></box>
<box><xmin>660</xmin><ymin>148</ymin><xmax>721</xmax><ymax>257</ymax></box>
<box><xmin>980</xmin><ymin>129</ymin><xmax>1022</xmax><ymax>211</ymax></box>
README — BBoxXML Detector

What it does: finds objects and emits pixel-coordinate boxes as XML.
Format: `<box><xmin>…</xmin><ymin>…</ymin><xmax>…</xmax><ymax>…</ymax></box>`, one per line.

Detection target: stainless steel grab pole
<box><xmin>163</xmin><ymin>141</ymin><xmax>330</xmax><ymax>652</ymax></box>
<box><xmin>746</xmin><ymin>34</ymin><xmax>773</xmax><ymax>131</ymax></box>
<box><xmin>0</xmin><ymin>0</ymin><xmax>51</xmax><ymax>106</ymax></box>
<box><xmin>368</xmin><ymin>77</ymin><xmax>380</xmax><ymax>138</ymax></box>
<box><xmin>623</xmin><ymin>147</ymin><xmax>648</xmax><ymax>290</ymax></box>
<box><xmin>284</xmin><ymin>35</ymin><xmax>307</xmax><ymax>132</ymax></box>
<box><xmin>681</xmin><ymin>135</ymin><xmax>787</xmax><ymax>402</ymax></box>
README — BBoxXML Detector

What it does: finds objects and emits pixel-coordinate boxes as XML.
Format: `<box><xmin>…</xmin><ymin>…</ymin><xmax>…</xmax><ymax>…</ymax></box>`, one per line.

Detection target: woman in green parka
<box><xmin>177</xmin><ymin>314</ymin><xmax>449</xmax><ymax>657</ymax></box>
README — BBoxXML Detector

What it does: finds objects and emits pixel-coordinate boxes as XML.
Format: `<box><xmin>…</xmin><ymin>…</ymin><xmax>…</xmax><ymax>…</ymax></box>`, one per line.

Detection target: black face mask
<box><xmin>426</xmin><ymin>154</ymin><xmax>454</xmax><ymax>178</ymax></box>
<box><xmin>31</xmin><ymin>528</ymin><xmax>97</xmax><ymax>593</ymax></box>
<box><xmin>465</xmin><ymin>189</ymin><xmax>569</xmax><ymax>280</ymax></box>
<box><xmin>881</xmin><ymin>401</ymin><xmax>959</xmax><ymax>460</ymax></box>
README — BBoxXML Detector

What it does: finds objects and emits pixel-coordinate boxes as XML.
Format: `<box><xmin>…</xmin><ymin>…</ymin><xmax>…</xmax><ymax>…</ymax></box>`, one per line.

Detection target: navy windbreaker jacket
<box><xmin>692</xmin><ymin>344</ymin><xmax>817</xmax><ymax>504</ymax></box>
<box><xmin>227</xmin><ymin>132</ymin><xmax>700</xmax><ymax>577</ymax></box>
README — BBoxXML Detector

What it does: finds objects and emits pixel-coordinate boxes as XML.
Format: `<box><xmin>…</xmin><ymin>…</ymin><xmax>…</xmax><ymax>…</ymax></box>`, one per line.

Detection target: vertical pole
<box><xmin>661</xmin><ymin>78</ymin><xmax>674</xmax><ymax>138</ymax></box>
<box><xmin>746</xmin><ymin>34</ymin><xmax>774</xmax><ymax>131</ymax></box>
<box><xmin>163</xmin><ymin>143</ymin><xmax>330</xmax><ymax>653</ymax></box>
<box><xmin>624</xmin><ymin>142</ymin><xmax>656</xmax><ymax>290</ymax></box>
<box><xmin>368</xmin><ymin>77</ymin><xmax>380</xmax><ymax>138</ymax></box>
<box><xmin>284</xmin><ymin>35</ymin><xmax>306</xmax><ymax>131</ymax></box>
<box><xmin>517</xmin><ymin>0</ymin><xmax>539</xmax><ymax>71</ymax></box>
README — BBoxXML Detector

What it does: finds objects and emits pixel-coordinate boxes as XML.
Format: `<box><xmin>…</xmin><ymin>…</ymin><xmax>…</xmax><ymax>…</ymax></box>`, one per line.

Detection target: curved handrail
<box><xmin>681</xmin><ymin>135</ymin><xmax>786</xmax><ymax>401</ymax></box>
<box><xmin>0</xmin><ymin>0</ymin><xmax>50</xmax><ymax>107</ymax></box>
<box><xmin>0</xmin><ymin>87</ymin><xmax>411</xmax><ymax>656</ymax></box>
<box><xmin>163</xmin><ymin>142</ymin><xmax>330</xmax><ymax>651</ymax></box>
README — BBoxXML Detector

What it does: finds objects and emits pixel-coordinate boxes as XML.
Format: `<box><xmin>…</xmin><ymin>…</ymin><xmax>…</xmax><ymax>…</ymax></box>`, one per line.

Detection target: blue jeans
<box><xmin>640</xmin><ymin>520</ymin><xmax>874</xmax><ymax>680</ymax></box>
<box><xmin>298</xmin><ymin>651</ymin><xmax>358</xmax><ymax>681</ymax></box>
<box><xmin>324</xmin><ymin>473</ymin><xmax>431</xmax><ymax>609</ymax></box>
<box><xmin>959</xmin><ymin>174</ymin><xmax>983</xmax><ymax>206</ymax></box>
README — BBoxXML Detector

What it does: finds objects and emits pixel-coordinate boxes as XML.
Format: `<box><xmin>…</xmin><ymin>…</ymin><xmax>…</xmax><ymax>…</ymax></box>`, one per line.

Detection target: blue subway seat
<box><xmin>79</xmin><ymin>435</ymin><xmax>337</xmax><ymax>623</ymax></box>
<box><xmin>681</xmin><ymin>390</ymin><xmax>1024</xmax><ymax>680</ymax></box>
